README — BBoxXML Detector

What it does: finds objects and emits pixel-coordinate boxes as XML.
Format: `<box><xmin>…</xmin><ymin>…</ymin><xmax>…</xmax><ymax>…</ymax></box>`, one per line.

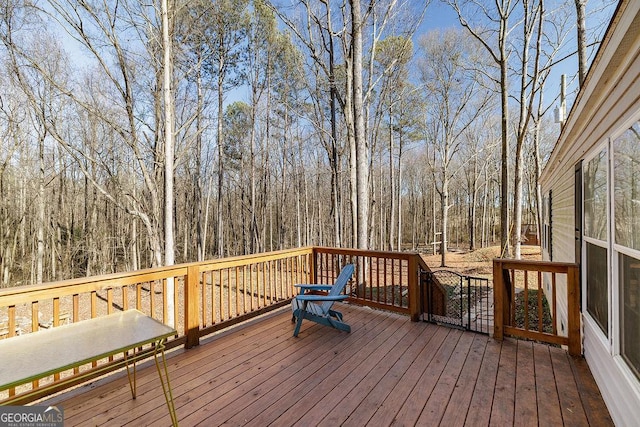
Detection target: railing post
<box><xmin>310</xmin><ymin>247</ymin><xmax>317</xmax><ymax>284</ymax></box>
<box><xmin>185</xmin><ymin>265</ymin><xmax>200</xmax><ymax>349</ymax></box>
<box><xmin>408</xmin><ymin>255</ymin><xmax>420</xmax><ymax>322</ymax></box>
<box><xmin>567</xmin><ymin>264</ymin><xmax>582</xmax><ymax>356</ymax></box>
<box><xmin>493</xmin><ymin>259</ymin><xmax>504</xmax><ymax>340</ymax></box>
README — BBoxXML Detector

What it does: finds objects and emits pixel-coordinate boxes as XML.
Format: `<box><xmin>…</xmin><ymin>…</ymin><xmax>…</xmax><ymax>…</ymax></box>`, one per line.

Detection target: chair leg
<box><xmin>293</xmin><ymin>302</ymin><xmax>307</xmax><ymax>337</ymax></box>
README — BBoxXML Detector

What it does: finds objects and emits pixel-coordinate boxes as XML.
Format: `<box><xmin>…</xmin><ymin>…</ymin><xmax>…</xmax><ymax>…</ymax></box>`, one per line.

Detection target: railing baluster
<box><xmin>135</xmin><ymin>285</ymin><xmax>142</xmax><ymax>311</ymax></box>
<box><xmin>552</xmin><ymin>273</ymin><xmax>558</xmax><ymax>335</ymax></box>
<box><xmin>524</xmin><ymin>270</ymin><xmax>529</xmax><ymax>331</ymax></box>
<box><xmin>7</xmin><ymin>306</ymin><xmax>15</xmax><ymax>397</ymax></box>
<box><xmin>122</xmin><ymin>286</ymin><xmax>128</xmax><ymax>311</ymax></box>
<box><xmin>510</xmin><ymin>269</ymin><xmax>516</xmax><ymax>326</ymax></box>
<box><xmin>261</xmin><ymin>264</ymin><xmax>266</xmax><ymax>310</ymax></box>
<box><xmin>250</xmin><ymin>264</ymin><xmax>255</xmax><ymax>313</ymax></box>
<box><xmin>391</xmin><ymin>259</ymin><xmax>396</xmax><ymax>306</ymax></box>
<box><xmin>538</xmin><ymin>271</ymin><xmax>543</xmax><ymax>332</ymax></box>
<box><xmin>235</xmin><ymin>266</ymin><xmax>240</xmax><ymax>317</ymax></box>
<box><xmin>219</xmin><ymin>269</ymin><xmax>224</xmax><ymax>318</ymax></box>
<box><xmin>227</xmin><ymin>268</ymin><xmax>231</xmax><ymax>320</ymax></box>
<box><xmin>31</xmin><ymin>303</ymin><xmax>38</xmax><ymax>334</ymax></box>
<box><xmin>368</xmin><ymin>257</ymin><xmax>373</xmax><ymax>301</ymax></box>
<box><xmin>200</xmin><ymin>271</ymin><xmax>206</xmax><ymax>327</ymax></box>
<box><xmin>288</xmin><ymin>257</ymin><xmax>294</xmax><ymax>299</ymax></box>
<box><xmin>243</xmin><ymin>265</ymin><xmax>248</xmax><ymax>314</ymax></box>
<box><xmin>275</xmin><ymin>260</ymin><xmax>279</xmax><ymax>303</ymax></box>
<box><xmin>372</xmin><ymin>257</ymin><xmax>386</xmax><ymax>302</ymax></box>
<box><xmin>383</xmin><ymin>258</ymin><xmax>388</xmax><ymax>305</ymax></box>
<box><xmin>107</xmin><ymin>289</ymin><xmax>113</xmax><ymax>315</ymax></box>
<box><xmin>163</xmin><ymin>279</ymin><xmax>168</xmax><ymax>325</ymax></box>
<box><xmin>268</xmin><ymin>261</ymin><xmax>272</xmax><ymax>303</ymax></box>
<box><xmin>150</xmin><ymin>281</ymin><xmax>155</xmax><ymax>318</ymax></box>
<box><xmin>31</xmin><ymin>303</ymin><xmax>39</xmax><ymax>388</ymax></box>
<box><xmin>175</xmin><ymin>276</ymin><xmax>180</xmax><ymax>328</ymax></box>
<box><xmin>212</xmin><ymin>270</ymin><xmax>217</xmax><ymax>322</ymax></box>
<box><xmin>284</xmin><ymin>258</ymin><xmax>289</xmax><ymax>300</ymax></box>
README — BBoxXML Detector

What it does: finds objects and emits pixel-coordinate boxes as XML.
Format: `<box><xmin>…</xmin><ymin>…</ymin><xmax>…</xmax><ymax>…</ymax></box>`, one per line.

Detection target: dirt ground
<box><xmin>420</xmin><ymin>245</ymin><xmax>542</xmax><ymax>279</ymax></box>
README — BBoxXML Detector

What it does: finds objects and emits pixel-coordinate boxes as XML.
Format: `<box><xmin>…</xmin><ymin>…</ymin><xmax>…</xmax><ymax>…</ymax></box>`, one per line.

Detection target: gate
<box><xmin>420</xmin><ymin>270</ymin><xmax>491</xmax><ymax>334</ymax></box>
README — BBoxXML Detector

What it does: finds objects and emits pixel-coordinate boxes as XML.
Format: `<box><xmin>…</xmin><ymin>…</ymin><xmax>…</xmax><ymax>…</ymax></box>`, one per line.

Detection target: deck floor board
<box><xmin>47</xmin><ymin>305</ymin><xmax>613</xmax><ymax>427</ymax></box>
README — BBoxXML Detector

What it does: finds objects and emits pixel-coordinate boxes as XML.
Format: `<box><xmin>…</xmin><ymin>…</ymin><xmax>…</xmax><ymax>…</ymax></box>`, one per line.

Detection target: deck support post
<box><xmin>493</xmin><ymin>259</ymin><xmax>505</xmax><ymax>340</ymax></box>
<box><xmin>408</xmin><ymin>255</ymin><xmax>420</xmax><ymax>322</ymax></box>
<box><xmin>567</xmin><ymin>265</ymin><xmax>582</xmax><ymax>356</ymax></box>
<box><xmin>185</xmin><ymin>265</ymin><xmax>200</xmax><ymax>349</ymax></box>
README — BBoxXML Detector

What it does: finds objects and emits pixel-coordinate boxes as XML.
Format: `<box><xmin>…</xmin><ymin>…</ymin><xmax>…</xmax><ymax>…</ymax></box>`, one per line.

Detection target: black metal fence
<box><xmin>421</xmin><ymin>270</ymin><xmax>491</xmax><ymax>334</ymax></box>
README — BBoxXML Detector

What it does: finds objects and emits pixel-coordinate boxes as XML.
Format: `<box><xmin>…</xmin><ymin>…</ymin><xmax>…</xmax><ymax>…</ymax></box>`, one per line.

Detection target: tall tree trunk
<box><xmin>326</xmin><ymin>4</ymin><xmax>342</xmax><ymax>248</ymax></box>
<box><xmin>161</xmin><ymin>0</ymin><xmax>175</xmax><ymax>326</ymax></box>
<box><xmin>514</xmin><ymin>0</ymin><xmax>542</xmax><ymax>259</ymax></box>
<box><xmin>440</xmin><ymin>177</ymin><xmax>449</xmax><ymax>267</ymax></box>
<box><xmin>469</xmin><ymin>159</ymin><xmax>478</xmax><ymax>251</ymax></box>
<box><xmin>397</xmin><ymin>133</ymin><xmax>403</xmax><ymax>251</ymax></box>
<box><xmin>389</xmin><ymin>106</ymin><xmax>395</xmax><ymax>251</ymax></box>
<box><xmin>195</xmin><ymin>64</ymin><xmax>204</xmax><ymax>262</ymax></box>
<box><xmin>499</xmin><ymin>13</ymin><xmax>510</xmax><ymax>258</ymax></box>
<box><xmin>36</xmin><ymin>134</ymin><xmax>45</xmax><ymax>284</ymax></box>
<box><xmin>481</xmin><ymin>167</ymin><xmax>489</xmax><ymax>248</ymax></box>
<box><xmin>351</xmin><ymin>0</ymin><xmax>368</xmax><ymax>250</ymax></box>
<box><xmin>217</xmin><ymin>70</ymin><xmax>225</xmax><ymax>257</ymax></box>
<box><xmin>575</xmin><ymin>0</ymin><xmax>587</xmax><ymax>87</ymax></box>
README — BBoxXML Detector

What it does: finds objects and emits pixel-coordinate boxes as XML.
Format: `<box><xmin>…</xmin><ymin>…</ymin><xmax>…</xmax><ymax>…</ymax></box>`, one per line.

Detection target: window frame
<box><xmin>611</xmin><ymin>116</ymin><xmax>640</xmax><ymax>379</ymax></box>
<box><xmin>581</xmin><ymin>112</ymin><xmax>640</xmax><ymax>386</ymax></box>
<box><xmin>582</xmin><ymin>141</ymin><xmax>611</xmax><ymax>345</ymax></box>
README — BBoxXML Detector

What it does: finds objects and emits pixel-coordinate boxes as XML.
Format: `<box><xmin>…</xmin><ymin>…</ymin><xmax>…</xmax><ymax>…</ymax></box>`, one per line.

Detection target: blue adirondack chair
<box><xmin>291</xmin><ymin>264</ymin><xmax>355</xmax><ymax>337</ymax></box>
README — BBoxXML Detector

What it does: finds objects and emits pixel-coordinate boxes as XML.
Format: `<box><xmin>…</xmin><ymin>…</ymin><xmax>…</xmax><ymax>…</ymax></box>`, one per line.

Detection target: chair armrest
<box><xmin>294</xmin><ymin>284</ymin><xmax>333</xmax><ymax>291</ymax></box>
<box><xmin>295</xmin><ymin>294</ymin><xmax>349</xmax><ymax>302</ymax></box>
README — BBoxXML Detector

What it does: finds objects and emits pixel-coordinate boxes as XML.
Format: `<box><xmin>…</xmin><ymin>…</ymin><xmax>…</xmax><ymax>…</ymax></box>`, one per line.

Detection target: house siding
<box><xmin>540</xmin><ymin>1</ymin><xmax>640</xmax><ymax>425</ymax></box>
<box><xmin>546</xmin><ymin>165</ymin><xmax>574</xmax><ymax>335</ymax></box>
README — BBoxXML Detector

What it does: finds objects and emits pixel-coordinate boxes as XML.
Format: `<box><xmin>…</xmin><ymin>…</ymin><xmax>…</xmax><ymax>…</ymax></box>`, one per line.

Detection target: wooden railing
<box><xmin>493</xmin><ymin>259</ymin><xmax>581</xmax><ymax>356</ymax></box>
<box><xmin>190</xmin><ymin>247</ymin><xmax>315</xmax><ymax>346</ymax></box>
<box><xmin>0</xmin><ymin>246</ymin><xmax>432</xmax><ymax>403</ymax></box>
<box><xmin>313</xmin><ymin>247</ymin><xmax>432</xmax><ymax>320</ymax></box>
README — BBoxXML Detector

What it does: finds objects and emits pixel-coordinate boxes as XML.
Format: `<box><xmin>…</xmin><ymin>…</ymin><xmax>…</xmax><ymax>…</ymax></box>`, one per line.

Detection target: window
<box><xmin>587</xmin><ymin>243</ymin><xmax>608</xmax><ymax>334</ymax></box>
<box><xmin>614</xmin><ymin>122</ymin><xmax>640</xmax><ymax>250</ymax></box>
<box><xmin>619</xmin><ymin>252</ymin><xmax>640</xmax><ymax>379</ymax></box>
<box><xmin>583</xmin><ymin>147</ymin><xmax>609</xmax><ymax>337</ymax></box>
<box><xmin>584</xmin><ymin>148</ymin><xmax>608</xmax><ymax>240</ymax></box>
<box><xmin>614</xmin><ymin>121</ymin><xmax>640</xmax><ymax>380</ymax></box>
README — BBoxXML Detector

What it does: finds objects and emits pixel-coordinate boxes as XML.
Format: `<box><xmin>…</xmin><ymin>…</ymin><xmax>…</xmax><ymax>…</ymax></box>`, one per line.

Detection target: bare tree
<box><xmin>207</xmin><ymin>0</ymin><xmax>248</xmax><ymax>257</ymax></box>
<box><xmin>449</xmin><ymin>0</ymin><xmax>517</xmax><ymax>258</ymax></box>
<box><xmin>511</xmin><ymin>0</ymin><xmax>543</xmax><ymax>259</ymax></box>
<box><xmin>418</xmin><ymin>29</ymin><xmax>491</xmax><ymax>266</ymax></box>
<box><xmin>161</xmin><ymin>0</ymin><xmax>176</xmax><ymax>326</ymax></box>
<box><xmin>575</xmin><ymin>0</ymin><xmax>587</xmax><ymax>86</ymax></box>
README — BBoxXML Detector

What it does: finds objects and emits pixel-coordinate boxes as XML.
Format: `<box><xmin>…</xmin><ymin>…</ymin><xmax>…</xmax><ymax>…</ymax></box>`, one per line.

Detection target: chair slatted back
<box><xmin>320</xmin><ymin>264</ymin><xmax>355</xmax><ymax>313</ymax></box>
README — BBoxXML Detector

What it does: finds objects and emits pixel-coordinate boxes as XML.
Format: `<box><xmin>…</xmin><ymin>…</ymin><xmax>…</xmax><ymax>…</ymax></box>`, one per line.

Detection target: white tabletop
<box><xmin>0</xmin><ymin>310</ymin><xmax>175</xmax><ymax>389</ymax></box>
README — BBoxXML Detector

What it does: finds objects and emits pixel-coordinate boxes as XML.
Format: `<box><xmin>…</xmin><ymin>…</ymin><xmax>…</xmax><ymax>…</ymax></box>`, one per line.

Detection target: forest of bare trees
<box><xmin>0</xmin><ymin>0</ymin><xmax>615</xmax><ymax>287</ymax></box>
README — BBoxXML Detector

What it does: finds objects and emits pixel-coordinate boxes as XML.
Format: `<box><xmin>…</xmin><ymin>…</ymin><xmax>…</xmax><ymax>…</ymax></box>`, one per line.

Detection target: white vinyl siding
<box><xmin>544</xmin><ymin>160</ymin><xmax>573</xmax><ymax>334</ymax></box>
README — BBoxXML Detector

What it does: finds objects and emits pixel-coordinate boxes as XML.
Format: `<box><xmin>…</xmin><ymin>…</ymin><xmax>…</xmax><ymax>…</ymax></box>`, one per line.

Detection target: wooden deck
<box><xmin>48</xmin><ymin>305</ymin><xmax>613</xmax><ymax>426</ymax></box>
